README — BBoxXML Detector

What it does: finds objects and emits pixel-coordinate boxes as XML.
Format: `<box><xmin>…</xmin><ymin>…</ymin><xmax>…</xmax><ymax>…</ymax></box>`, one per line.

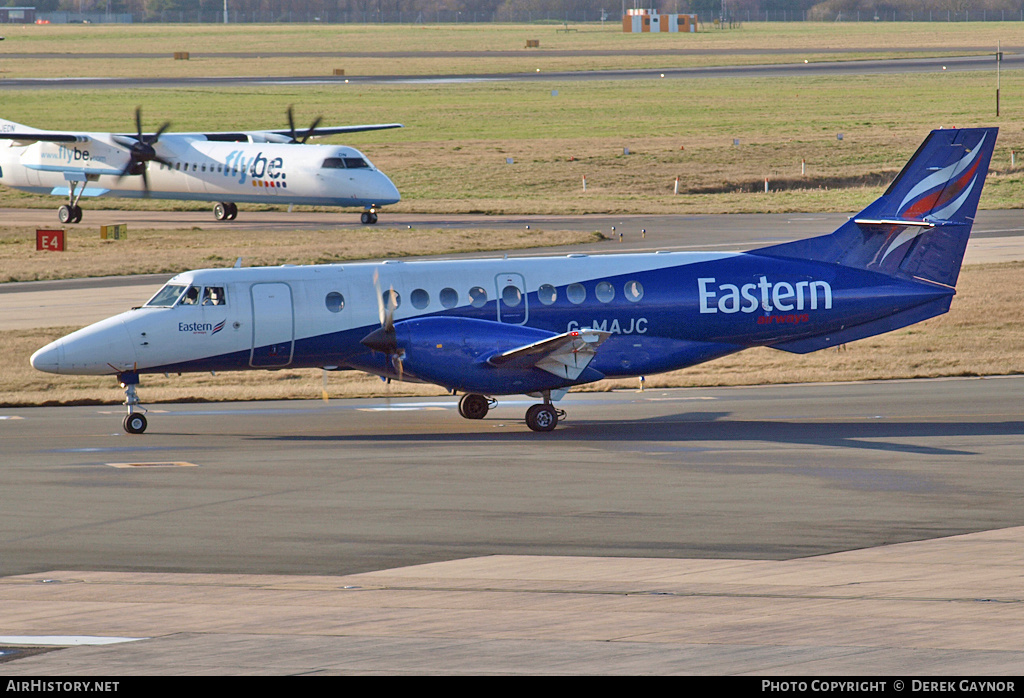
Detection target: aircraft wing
<box><xmin>266</xmin><ymin>123</ymin><xmax>404</xmax><ymax>138</ymax></box>
<box><xmin>487</xmin><ymin>328</ymin><xmax>611</xmax><ymax>380</ymax></box>
<box><xmin>0</xmin><ymin>131</ymin><xmax>82</xmax><ymax>144</ymax></box>
<box><xmin>200</xmin><ymin>123</ymin><xmax>404</xmax><ymax>143</ymax></box>
<box><xmin>1</xmin><ymin>124</ymin><xmax>402</xmax><ymax>145</ymax></box>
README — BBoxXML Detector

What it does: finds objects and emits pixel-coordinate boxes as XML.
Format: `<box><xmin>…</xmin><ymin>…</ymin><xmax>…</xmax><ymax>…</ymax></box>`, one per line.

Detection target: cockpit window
<box><xmin>321</xmin><ymin>157</ymin><xmax>370</xmax><ymax>169</ymax></box>
<box><xmin>145</xmin><ymin>284</ymin><xmax>187</xmax><ymax>307</ymax></box>
<box><xmin>202</xmin><ymin>286</ymin><xmax>226</xmax><ymax>306</ymax></box>
<box><xmin>180</xmin><ymin>286</ymin><xmax>200</xmax><ymax>305</ymax></box>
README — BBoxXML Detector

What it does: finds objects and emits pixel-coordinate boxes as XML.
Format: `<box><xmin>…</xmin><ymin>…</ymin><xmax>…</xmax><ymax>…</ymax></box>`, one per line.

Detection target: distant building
<box><xmin>0</xmin><ymin>7</ymin><xmax>36</xmax><ymax>23</ymax></box>
<box><xmin>623</xmin><ymin>8</ymin><xmax>697</xmax><ymax>33</ymax></box>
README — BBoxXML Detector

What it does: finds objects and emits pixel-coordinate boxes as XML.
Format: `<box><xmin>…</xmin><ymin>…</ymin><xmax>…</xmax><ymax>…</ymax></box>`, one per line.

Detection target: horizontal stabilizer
<box><xmin>488</xmin><ymin>328</ymin><xmax>611</xmax><ymax>380</ymax></box>
<box><xmin>853</xmin><ymin>218</ymin><xmax>935</xmax><ymax>229</ymax></box>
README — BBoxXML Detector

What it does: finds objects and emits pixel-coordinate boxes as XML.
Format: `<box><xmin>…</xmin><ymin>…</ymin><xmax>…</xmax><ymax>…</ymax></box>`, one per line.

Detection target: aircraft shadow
<box><xmin>254</xmin><ymin>412</ymin><xmax>1024</xmax><ymax>457</ymax></box>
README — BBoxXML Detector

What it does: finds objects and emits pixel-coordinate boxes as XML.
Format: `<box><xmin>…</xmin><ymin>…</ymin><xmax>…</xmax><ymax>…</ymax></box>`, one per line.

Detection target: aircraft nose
<box><xmin>375</xmin><ymin>172</ymin><xmax>401</xmax><ymax>204</ymax></box>
<box><xmin>30</xmin><ymin>339</ymin><xmax>63</xmax><ymax>373</ymax></box>
<box><xmin>30</xmin><ymin>315</ymin><xmax>138</xmax><ymax>375</ymax></box>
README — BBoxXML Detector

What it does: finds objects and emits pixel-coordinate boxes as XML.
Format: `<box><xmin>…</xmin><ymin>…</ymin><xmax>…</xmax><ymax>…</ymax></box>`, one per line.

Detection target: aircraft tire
<box><xmin>70</xmin><ymin>206</ymin><xmax>82</xmax><ymax>224</ymax></box>
<box><xmin>525</xmin><ymin>404</ymin><xmax>558</xmax><ymax>432</ymax></box>
<box><xmin>124</xmin><ymin>413</ymin><xmax>148</xmax><ymax>435</ymax></box>
<box><xmin>58</xmin><ymin>205</ymin><xmax>73</xmax><ymax>224</ymax></box>
<box><xmin>226</xmin><ymin>203</ymin><xmax>238</xmax><ymax>220</ymax></box>
<box><xmin>458</xmin><ymin>393</ymin><xmax>490</xmax><ymax>420</ymax></box>
<box><xmin>214</xmin><ymin>203</ymin><xmax>229</xmax><ymax>221</ymax></box>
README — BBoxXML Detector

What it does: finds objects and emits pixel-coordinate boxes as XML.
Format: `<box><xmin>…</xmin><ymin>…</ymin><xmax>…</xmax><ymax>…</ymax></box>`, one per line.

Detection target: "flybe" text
<box><xmin>698</xmin><ymin>276</ymin><xmax>832</xmax><ymax>314</ymax></box>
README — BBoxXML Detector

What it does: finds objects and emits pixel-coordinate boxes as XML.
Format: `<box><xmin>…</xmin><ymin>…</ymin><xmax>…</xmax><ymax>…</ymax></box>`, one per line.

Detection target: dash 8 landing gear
<box><xmin>214</xmin><ymin>202</ymin><xmax>238</xmax><ymax>221</ymax></box>
<box><xmin>57</xmin><ymin>180</ymin><xmax>86</xmax><ymax>224</ymax></box>
<box><xmin>118</xmin><ymin>372</ymin><xmax>148</xmax><ymax>434</ymax></box>
<box><xmin>360</xmin><ymin>207</ymin><xmax>379</xmax><ymax>225</ymax></box>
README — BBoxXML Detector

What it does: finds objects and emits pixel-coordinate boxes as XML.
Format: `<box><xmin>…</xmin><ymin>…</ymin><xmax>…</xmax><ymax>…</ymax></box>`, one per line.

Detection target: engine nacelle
<box><xmin>388</xmin><ymin>316</ymin><xmax>605</xmax><ymax>395</ymax></box>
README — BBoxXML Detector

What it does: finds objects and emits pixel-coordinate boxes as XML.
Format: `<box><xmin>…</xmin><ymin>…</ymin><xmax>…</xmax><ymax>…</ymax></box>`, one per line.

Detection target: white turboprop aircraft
<box><xmin>0</xmin><ymin>108</ymin><xmax>402</xmax><ymax>224</ymax></box>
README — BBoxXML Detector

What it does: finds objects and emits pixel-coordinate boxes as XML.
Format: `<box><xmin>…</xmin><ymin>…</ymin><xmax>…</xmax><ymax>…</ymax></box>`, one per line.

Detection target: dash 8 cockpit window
<box><xmin>145</xmin><ymin>284</ymin><xmax>187</xmax><ymax>307</ymax></box>
<box><xmin>321</xmin><ymin>157</ymin><xmax>370</xmax><ymax>169</ymax></box>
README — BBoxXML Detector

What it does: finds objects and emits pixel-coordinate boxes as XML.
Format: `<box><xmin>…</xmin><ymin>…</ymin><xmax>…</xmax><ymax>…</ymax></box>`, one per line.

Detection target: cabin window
<box><xmin>202</xmin><ymin>286</ymin><xmax>226</xmax><ymax>306</ymax></box>
<box><xmin>537</xmin><ymin>284</ymin><xmax>557</xmax><ymax>305</ymax></box>
<box><xmin>501</xmin><ymin>285</ymin><xmax>522</xmax><ymax>308</ymax></box>
<box><xmin>469</xmin><ymin>286</ymin><xmax>487</xmax><ymax>308</ymax></box>
<box><xmin>410</xmin><ymin>288</ymin><xmax>430</xmax><ymax>310</ymax></box>
<box><xmin>624</xmin><ymin>280</ymin><xmax>644</xmax><ymax>303</ymax></box>
<box><xmin>566</xmin><ymin>283</ymin><xmax>586</xmax><ymax>305</ymax></box>
<box><xmin>201</xmin><ymin>165</ymin><xmax>207</xmax><ymax>172</ymax></box>
<box><xmin>382</xmin><ymin>289</ymin><xmax>401</xmax><ymax>310</ymax></box>
<box><xmin>145</xmin><ymin>283</ymin><xmax>187</xmax><ymax>307</ymax></box>
<box><xmin>439</xmin><ymin>287</ymin><xmax>458</xmax><ymax>308</ymax></box>
<box><xmin>595</xmin><ymin>281</ymin><xmax>615</xmax><ymax>304</ymax></box>
<box><xmin>325</xmin><ymin>292</ymin><xmax>345</xmax><ymax>313</ymax></box>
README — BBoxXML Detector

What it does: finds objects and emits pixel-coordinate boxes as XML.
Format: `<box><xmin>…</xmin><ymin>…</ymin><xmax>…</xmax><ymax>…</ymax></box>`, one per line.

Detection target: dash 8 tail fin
<box><xmin>757</xmin><ymin>127</ymin><xmax>997</xmax><ymax>288</ymax></box>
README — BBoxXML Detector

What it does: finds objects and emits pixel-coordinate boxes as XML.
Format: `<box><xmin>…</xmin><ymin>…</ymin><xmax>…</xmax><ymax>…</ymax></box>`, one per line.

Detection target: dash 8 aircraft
<box><xmin>32</xmin><ymin>128</ymin><xmax>996</xmax><ymax>433</ymax></box>
<box><xmin>0</xmin><ymin>108</ymin><xmax>401</xmax><ymax>225</ymax></box>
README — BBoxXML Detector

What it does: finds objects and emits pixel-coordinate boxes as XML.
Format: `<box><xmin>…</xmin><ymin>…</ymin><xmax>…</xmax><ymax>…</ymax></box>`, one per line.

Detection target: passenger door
<box><xmin>250</xmin><ymin>282</ymin><xmax>294</xmax><ymax>367</ymax></box>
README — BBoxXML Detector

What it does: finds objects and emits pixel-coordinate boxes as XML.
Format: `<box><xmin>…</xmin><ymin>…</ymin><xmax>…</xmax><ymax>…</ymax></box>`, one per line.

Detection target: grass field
<box><xmin>0</xmin><ymin>21</ymin><xmax>1014</xmax><ymax>62</ymax></box>
<box><xmin>1</xmin><ymin>22</ymin><xmax>1021</xmax><ymax>407</ymax></box>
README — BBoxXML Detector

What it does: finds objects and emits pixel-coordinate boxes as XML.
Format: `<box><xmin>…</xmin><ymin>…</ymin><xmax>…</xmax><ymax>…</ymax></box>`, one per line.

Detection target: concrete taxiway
<box><xmin>1</xmin><ymin>377</ymin><xmax>1024</xmax><ymax>673</ymax></box>
<box><xmin>1</xmin><ymin>52</ymin><xmax>1021</xmax><ymax>90</ymax></box>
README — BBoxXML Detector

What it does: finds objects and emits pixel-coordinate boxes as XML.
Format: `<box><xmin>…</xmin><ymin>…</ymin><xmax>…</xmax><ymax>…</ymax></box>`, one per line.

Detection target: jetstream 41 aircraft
<box><xmin>0</xmin><ymin>108</ymin><xmax>401</xmax><ymax>225</ymax></box>
<box><xmin>31</xmin><ymin>128</ymin><xmax>996</xmax><ymax>433</ymax></box>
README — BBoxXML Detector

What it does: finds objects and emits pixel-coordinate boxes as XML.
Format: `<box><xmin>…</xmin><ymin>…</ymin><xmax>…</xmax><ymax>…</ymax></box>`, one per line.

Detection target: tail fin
<box><xmin>757</xmin><ymin>128</ymin><xmax>997</xmax><ymax>288</ymax></box>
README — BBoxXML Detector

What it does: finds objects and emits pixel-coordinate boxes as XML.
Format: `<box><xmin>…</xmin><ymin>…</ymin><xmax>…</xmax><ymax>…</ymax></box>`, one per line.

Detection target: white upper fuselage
<box><xmin>0</xmin><ymin>119</ymin><xmax>400</xmax><ymax>208</ymax></box>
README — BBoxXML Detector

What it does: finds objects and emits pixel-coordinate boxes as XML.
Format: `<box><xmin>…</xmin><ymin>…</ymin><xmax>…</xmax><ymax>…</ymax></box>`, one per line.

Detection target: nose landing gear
<box><xmin>118</xmin><ymin>372</ymin><xmax>148</xmax><ymax>434</ymax></box>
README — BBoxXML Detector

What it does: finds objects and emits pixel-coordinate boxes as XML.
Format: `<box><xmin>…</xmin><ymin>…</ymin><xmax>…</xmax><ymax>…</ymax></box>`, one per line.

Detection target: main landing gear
<box><xmin>214</xmin><ymin>202</ymin><xmax>238</xmax><ymax>221</ymax></box>
<box><xmin>458</xmin><ymin>393</ymin><xmax>494</xmax><ymax>420</ymax></box>
<box><xmin>118</xmin><ymin>372</ymin><xmax>148</xmax><ymax>434</ymax></box>
<box><xmin>457</xmin><ymin>392</ymin><xmax>566</xmax><ymax>432</ymax></box>
<box><xmin>57</xmin><ymin>179</ymin><xmax>87</xmax><ymax>224</ymax></box>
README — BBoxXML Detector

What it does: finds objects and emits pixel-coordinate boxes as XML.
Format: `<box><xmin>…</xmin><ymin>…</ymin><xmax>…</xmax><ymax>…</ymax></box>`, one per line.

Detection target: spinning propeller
<box><xmin>361</xmin><ymin>269</ymin><xmax>404</xmax><ymax>379</ymax></box>
<box><xmin>286</xmin><ymin>106</ymin><xmax>323</xmax><ymax>144</ymax></box>
<box><xmin>113</xmin><ymin>107</ymin><xmax>172</xmax><ymax>195</ymax></box>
